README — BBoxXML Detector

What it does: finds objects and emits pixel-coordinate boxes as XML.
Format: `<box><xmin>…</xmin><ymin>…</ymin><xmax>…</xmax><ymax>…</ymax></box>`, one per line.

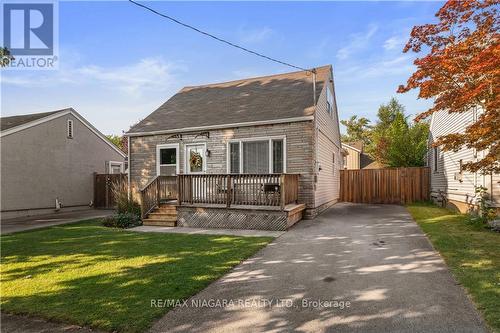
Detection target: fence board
<box><xmin>340</xmin><ymin>167</ymin><xmax>430</xmax><ymax>204</ymax></box>
<box><xmin>94</xmin><ymin>173</ymin><xmax>127</xmax><ymax>209</ymax></box>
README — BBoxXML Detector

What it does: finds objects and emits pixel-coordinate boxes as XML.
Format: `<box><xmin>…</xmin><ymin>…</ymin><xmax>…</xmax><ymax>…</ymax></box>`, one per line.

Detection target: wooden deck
<box><xmin>139</xmin><ymin>174</ymin><xmax>302</xmax><ymax>230</ymax></box>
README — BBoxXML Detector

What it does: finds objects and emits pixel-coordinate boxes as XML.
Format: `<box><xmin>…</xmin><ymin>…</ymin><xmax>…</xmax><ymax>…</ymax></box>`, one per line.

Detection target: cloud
<box><xmin>2</xmin><ymin>57</ymin><xmax>179</xmax><ymax>96</ymax></box>
<box><xmin>383</xmin><ymin>35</ymin><xmax>408</xmax><ymax>51</ymax></box>
<box><xmin>336</xmin><ymin>55</ymin><xmax>414</xmax><ymax>80</ymax></box>
<box><xmin>337</xmin><ymin>25</ymin><xmax>378</xmax><ymax>60</ymax></box>
<box><xmin>238</xmin><ymin>27</ymin><xmax>274</xmax><ymax>44</ymax></box>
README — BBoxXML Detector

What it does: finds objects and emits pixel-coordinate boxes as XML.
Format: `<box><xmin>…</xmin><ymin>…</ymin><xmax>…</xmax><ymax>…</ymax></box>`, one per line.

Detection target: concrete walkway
<box><xmin>130</xmin><ymin>225</ymin><xmax>284</xmax><ymax>238</ymax></box>
<box><xmin>151</xmin><ymin>203</ymin><xmax>487</xmax><ymax>333</ymax></box>
<box><xmin>0</xmin><ymin>209</ymin><xmax>113</xmax><ymax>234</ymax></box>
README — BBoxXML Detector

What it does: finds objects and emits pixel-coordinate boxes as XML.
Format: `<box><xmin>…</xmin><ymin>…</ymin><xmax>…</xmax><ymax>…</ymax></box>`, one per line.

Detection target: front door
<box><xmin>156</xmin><ymin>144</ymin><xmax>179</xmax><ymax>176</ymax></box>
<box><xmin>185</xmin><ymin>143</ymin><xmax>206</xmax><ymax>174</ymax></box>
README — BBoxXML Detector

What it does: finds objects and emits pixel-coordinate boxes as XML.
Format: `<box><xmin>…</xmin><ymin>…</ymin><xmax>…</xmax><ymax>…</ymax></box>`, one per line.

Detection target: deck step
<box><xmin>143</xmin><ymin>220</ymin><xmax>176</xmax><ymax>227</ymax></box>
<box><xmin>149</xmin><ymin>212</ymin><xmax>177</xmax><ymax>218</ymax></box>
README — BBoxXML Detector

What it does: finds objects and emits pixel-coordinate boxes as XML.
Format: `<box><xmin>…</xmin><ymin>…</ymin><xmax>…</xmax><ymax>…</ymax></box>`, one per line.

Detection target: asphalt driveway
<box><xmin>151</xmin><ymin>203</ymin><xmax>487</xmax><ymax>333</ymax></box>
<box><xmin>0</xmin><ymin>209</ymin><xmax>113</xmax><ymax>234</ymax></box>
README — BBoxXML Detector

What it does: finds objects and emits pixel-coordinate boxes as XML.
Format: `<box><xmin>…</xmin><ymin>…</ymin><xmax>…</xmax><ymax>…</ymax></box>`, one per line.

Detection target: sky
<box><xmin>0</xmin><ymin>1</ymin><xmax>443</xmax><ymax>135</ymax></box>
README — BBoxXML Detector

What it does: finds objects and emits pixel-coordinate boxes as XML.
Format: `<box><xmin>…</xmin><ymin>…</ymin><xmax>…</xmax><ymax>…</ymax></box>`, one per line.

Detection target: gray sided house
<box><xmin>428</xmin><ymin>108</ymin><xmax>500</xmax><ymax>213</ymax></box>
<box><xmin>1</xmin><ymin>108</ymin><xmax>126</xmax><ymax>219</ymax></box>
<box><xmin>127</xmin><ymin>65</ymin><xmax>342</xmax><ymax>230</ymax></box>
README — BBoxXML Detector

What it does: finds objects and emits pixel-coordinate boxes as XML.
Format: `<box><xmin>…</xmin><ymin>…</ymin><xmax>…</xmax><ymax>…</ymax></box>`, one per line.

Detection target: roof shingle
<box><xmin>1</xmin><ymin>110</ymin><xmax>67</xmax><ymax>132</ymax></box>
<box><xmin>127</xmin><ymin>65</ymin><xmax>332</xmax><ymax>134</ymax></box>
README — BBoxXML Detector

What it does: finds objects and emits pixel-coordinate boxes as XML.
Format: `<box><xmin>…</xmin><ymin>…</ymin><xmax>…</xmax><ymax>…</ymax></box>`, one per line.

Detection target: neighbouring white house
<box><xmin>1</xmin><ymin>108</ymin><xmax>126</xmax><ymax>219</ymax></box>
<box><xmin>428</xmin><ymin>108</ymin><xmax>500</xmax><ymax>213</ymax></box>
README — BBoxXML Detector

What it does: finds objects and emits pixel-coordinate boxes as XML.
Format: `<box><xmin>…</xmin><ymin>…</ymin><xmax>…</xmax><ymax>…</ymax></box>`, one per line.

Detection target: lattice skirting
<box><xmin>177</xmin><ymin>207</ymin><xmax>298</xmax><ymax>231</ymax></box>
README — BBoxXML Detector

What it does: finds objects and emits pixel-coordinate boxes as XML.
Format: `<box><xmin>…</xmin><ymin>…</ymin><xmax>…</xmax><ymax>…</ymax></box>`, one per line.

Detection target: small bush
<box><xmin>102</xmin><ymin>215</ymin><xmax>117</xmax><ymax>228</ymax></box>
<box><xmin>101</xmin><ymin>213</ymin><xmax>142</xmax><ymax>229</ymax></box>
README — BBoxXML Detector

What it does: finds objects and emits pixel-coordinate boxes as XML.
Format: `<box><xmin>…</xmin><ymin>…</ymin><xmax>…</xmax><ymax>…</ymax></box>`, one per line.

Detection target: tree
<box><xmin>398</xmin><ymin>0</ymin><xmax>499</xmax><ymax>173</ymax></box>
<box><xmin>1</xmin><ymin>47</ymin><xmax>14</xmax><ymax>67</ymax></box>
<box><xmin>366</xmin><ymin>98</ymin><xmax>406</xmax><ymax>160</ymax></box>
<box><xmin>383</xmin><ymin>113</ymin><xmax>430</xmax><ymax>167</ymax></box>
<box><xmin>368</xmin><ymin>99</ymin><xmax>429</xmax><ymax>167</ymax></box>
<box><xmin>340</xmin><ymin>115</ymin><xmax>371</xmax><ymax>144</ymax></box>
<box><xmin>106</xmin><ymin>134</ymin><xmax>127</xmax><ymax>154</ymax></box>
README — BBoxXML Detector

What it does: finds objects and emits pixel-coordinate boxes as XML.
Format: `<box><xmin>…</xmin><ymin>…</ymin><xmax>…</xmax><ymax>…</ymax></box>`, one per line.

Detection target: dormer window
<box><xmin>67</xmin><ymin>119</ymin><xmax>74</xmax><ymax>139</ymax></box>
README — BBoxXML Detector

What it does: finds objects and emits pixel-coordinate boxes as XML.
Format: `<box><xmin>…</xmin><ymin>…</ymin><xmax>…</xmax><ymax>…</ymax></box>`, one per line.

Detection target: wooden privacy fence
<box><xmin>94</xmin><ymin>173</ymin><xmax>127</xmax><ymax>209</ymax></box>
<box><xmin>340</xmin><ymin>167</ymin><xmax>430</xmax><ymax>204</ymax></box>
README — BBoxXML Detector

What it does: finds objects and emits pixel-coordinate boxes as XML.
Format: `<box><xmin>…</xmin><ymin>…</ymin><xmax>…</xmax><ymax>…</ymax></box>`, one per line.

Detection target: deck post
<box><xmin>280</xmin><ymin>174</ymin><xmax>286</xmax><ymax>211</ymax></box>
<box><xmin>156</xmin><ymin>177</ymin><xmax>160</xmax><ymax>206</ymax></box>
<box><xmin>226</xmin><ymin>175</ymin><xmax>232</xmax><ymax>208</ymax></box>
<box><xmin>177</xmin><ymin>175</ymin><xmax>181</xmax><ymax>206</ymax></box>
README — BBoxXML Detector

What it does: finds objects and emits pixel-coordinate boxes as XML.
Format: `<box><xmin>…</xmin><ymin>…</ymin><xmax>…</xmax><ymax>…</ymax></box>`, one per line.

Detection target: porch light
<box><xmin>205</xmin><ymin>149</ymin><xmax>211</xmax><ymax>157</ymax></box>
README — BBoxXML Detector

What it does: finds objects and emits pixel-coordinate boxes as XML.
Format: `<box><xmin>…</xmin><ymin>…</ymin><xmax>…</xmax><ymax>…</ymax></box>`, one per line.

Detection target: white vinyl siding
<box><xmin>429</xmin><ymin>109</ymin><xmax>498</xmax><ymax>207</ymax></box>
<box><xmin>314</xmin><ymin>71</ymin><xmax>342</xmax><ymax>208</ymax></box>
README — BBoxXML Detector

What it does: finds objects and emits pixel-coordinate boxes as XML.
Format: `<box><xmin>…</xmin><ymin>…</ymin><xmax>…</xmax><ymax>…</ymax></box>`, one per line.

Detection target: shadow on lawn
<box><xmin>0</xmin><ymin>222</ymin><xmax>271</xmax><ymax>332</ymax></box>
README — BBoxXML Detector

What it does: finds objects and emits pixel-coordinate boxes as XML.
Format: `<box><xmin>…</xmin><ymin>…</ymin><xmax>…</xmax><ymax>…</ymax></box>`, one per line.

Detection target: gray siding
<box><xmin>130</xmin><ymin>121</ymin><xmax>316</xmax><ymax>209</ymax></box>
<box><xmin>429</xmin><ymin>109</ymin><xmax>499</xmax><ymax>207</ymax></box>
<box><xmin>1</xmin><ymin>113</ymin><xmax>125</xmax><ymax>215</ymax></box>
<box><xmin>314</xmin><ymin>70</ymin><xmax>342</xmax><ymax>209</ymax></box>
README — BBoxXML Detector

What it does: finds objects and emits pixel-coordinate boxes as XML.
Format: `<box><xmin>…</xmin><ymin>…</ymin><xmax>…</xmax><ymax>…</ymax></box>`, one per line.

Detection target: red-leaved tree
<box><xmin>398</xmin><ymin>0</ymin><xmax>499</xmax><ymax>173</ymax></box>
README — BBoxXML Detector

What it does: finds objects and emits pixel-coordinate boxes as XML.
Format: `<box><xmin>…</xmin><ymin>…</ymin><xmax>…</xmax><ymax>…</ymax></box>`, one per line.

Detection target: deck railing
<box><xmin>139</xmin><ymin>175</ymin><xmax>177</xmax><ymax>218</ymax></box>
<box><xmin>177</xmin><ymin>173</ymin><xmax>299</xmax><ymax>210</ymax></box>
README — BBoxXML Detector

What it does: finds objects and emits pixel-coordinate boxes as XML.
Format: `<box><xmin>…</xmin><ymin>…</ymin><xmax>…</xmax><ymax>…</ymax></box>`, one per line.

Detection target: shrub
<box><xmin>112</xmin><ymin>181</ymin><xmax>141</xmax><ymax>217</ymax></box>
<box><xmin>101</xmin><ymin>213</ymin><xmax>142</xmax><ymax>229</ymax></box>
<box><xmin>116</xmin><ymin>212</ymin><xmax>142</xmax><ymax>228</ymax></box>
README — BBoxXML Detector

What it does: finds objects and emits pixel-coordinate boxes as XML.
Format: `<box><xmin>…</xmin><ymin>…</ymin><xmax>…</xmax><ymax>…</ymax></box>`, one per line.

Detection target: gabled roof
<box><xmin>343</xmin><ymin>141</ymin><xmax>363</xmax><ymax>152</ymax></box>
<box><xmin>1</xmin><ymin>110</ymin><xmax>64</xmax><ymax>131</ymax></box>
<box><xmin>1</xmin><ymin>108</ymin><xmax>126</xmax><ymax>157</ymax></box>
<box><xmin>127</xmin><ymin>65</ymin><xmax>332</xmax><ymax>135</ymax></box>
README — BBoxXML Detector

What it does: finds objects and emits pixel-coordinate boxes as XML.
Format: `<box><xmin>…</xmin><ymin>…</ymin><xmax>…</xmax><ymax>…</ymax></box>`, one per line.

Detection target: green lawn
<box><xmin>407</xmin><ymin>203</ymin><xmax>500</xmax><ymax>332</ymax></box>
<box><xmin>1</xmin><ymin>220</ymin><xmax>273</xmax><ymax>332</ymax></box>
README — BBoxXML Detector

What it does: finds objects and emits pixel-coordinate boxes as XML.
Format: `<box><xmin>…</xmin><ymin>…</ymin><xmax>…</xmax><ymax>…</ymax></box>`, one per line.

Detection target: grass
<box><xmin>406</xmin><ymin>202</ymin><xmax>500</xmax><ymax>332</ymax></box>
<box><xmin>0</xmin><ymin>219</ymin><xmax>273</xmax><ymax>332</ymax></box>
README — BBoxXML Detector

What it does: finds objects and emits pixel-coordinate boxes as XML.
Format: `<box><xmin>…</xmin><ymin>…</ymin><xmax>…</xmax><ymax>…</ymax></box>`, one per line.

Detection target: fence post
<box><xmin>226</xmin><ymin>175</ymin><xmax>232</xmax><ymax>208</ymax></box>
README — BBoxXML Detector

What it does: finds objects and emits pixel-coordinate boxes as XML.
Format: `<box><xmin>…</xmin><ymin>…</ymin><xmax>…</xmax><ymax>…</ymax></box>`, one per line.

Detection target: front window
<box><xmin>157</xmin><ymin>144</ymin><xmax>178</xmax><ymax>176</ymax></box>
<box><xmin>229</xmin><ymin>138</ymin><xmax>285</xmax><ymax>174</ymax></box>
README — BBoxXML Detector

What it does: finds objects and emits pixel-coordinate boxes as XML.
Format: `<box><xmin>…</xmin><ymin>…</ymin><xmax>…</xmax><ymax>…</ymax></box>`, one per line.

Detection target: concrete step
<box><xmin>144</xmin><ymin>215</ymin><xmax>177</xmax><ymax>222</ymax></box>
<box><xmin>143</xmin><ymin>220</ymin><xmax>176</xmax><ymax>227</ymax></box>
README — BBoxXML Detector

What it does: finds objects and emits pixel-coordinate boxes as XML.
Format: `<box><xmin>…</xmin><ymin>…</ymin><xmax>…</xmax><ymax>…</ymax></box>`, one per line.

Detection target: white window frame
<box><xmin>108</xmin><ymin>161</ymin><xmax>124</xmax><ymax>174</ymax></box>
<box><xmin>67</xmin><ymin>119</ymin><xmax>74</xmax><ymax>138</ymax></box>
<box><xmin>156</xmin><ymin>143</ymin><xmax>180</xmax><ymax>176</ymax></box>
<box><xmin>226</xmin><ymin>136</ymin><xmax>287</xmax><ymax>174</ymax></box>
<box><xmin>184</xmin><ymin>142</ymin><xmax>207</xmax><ymax>174</ymax></box>
<box><xmin>326</xmin><ymin>87</ymin><xmax>334</xmax><ymax>116</ymax></box>
<box><xmin>433</xmin><ymin>146</ymin><xmax>439</xmax><ymax>173</ymax></box>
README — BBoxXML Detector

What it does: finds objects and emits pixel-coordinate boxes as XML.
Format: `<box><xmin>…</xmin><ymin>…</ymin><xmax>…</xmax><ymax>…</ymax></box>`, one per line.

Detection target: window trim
<box><xmin>433</xmin><ymin>146</ymin><xmax>439</xmax><ymax>173</ymax></box>
<box><xmin>184</xmin><ymin>142</ymin><xmax>207</xmax><ymax>174</ymax></box>
<box><xmin>156</xmin><ymin>143</ymin><xmax>180</xmax><ymax>176</ymax></box>
<box><xmin>67</xmin><ymin>119</ymin><xmax>74</xmax><ymax>139</ymax></box>
<box><xmin>226</xmin><ymin>136</ymin><xmax>287</xmax><ymax>174</ymax></box>
<box><xmin>326</xmin><ymin>86</ymin><xmax>334</xmax><ymax>116</ymax></box>
<box><xmin>108</xmin><ymin>161</ymin><xmax>124</xmax><ymax>174</ymax></box>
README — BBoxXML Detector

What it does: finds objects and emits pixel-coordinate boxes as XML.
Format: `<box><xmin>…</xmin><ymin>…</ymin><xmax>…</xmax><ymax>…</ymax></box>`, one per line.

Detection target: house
<box><xmin>0</xmin><ymin>108</ymin><xmax>126</xmax><ymax>219</ymax></box>
<box><xmin>126</xmin><ymin>65</ymin><xmax>342</xmax><ymax>230</ymax></box>
<box><xmin>342</xmin><ymin>141</ymin><xmax>383</xmax><ymax>169</ymax></box>
<box><xmin>428</xmin><ymin>108</ymin><xmax>500</xmax><ymax>213</ymax></box>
